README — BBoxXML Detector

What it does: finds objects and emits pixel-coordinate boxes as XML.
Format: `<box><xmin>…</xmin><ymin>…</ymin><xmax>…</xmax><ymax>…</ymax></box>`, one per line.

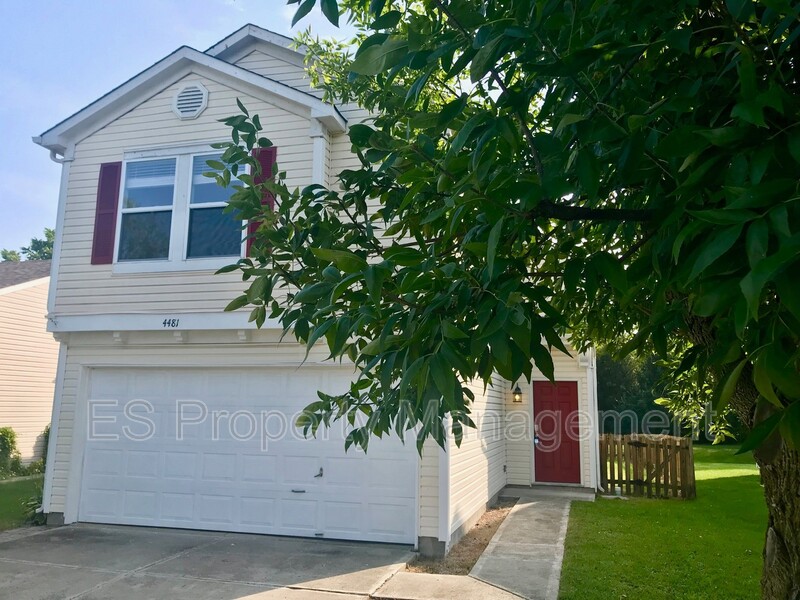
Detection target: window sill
<box><xmin>112</xmin><ymin>257</ymin><xmax>240</xmax><ymax>275</ymax></box>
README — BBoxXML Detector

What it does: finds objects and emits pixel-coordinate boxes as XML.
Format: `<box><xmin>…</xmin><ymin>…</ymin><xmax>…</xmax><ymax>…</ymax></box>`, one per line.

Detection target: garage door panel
<box><xmin>79</xmin><ymin>367</ymin><xmax>417</xmax><ymax>544</ymax></box>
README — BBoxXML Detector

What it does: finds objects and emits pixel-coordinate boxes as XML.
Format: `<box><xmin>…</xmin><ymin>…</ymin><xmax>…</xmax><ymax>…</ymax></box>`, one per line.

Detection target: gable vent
<box><xmin>172</xmin><ymin>83</ymin><xmax>208</xmax><ymax>120</ymax></box>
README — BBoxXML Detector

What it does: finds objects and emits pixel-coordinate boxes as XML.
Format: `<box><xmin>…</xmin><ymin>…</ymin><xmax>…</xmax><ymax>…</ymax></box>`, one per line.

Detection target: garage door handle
<box><xmin>314</xmin><ymin>468</ymin><xmax>324</xmax><ymax>478</ymax></box>
<box><xmin>291</xmin><ymin>489</ymin><xmax>306</xmax><ymax>494</ymax></box>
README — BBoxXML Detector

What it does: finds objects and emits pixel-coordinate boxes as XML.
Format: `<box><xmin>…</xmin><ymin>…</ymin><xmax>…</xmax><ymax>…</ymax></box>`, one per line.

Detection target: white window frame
<box><xmin>113</xmin><ymin>143</ymin><xmax>246</xmax><ymax>274</ymax></box>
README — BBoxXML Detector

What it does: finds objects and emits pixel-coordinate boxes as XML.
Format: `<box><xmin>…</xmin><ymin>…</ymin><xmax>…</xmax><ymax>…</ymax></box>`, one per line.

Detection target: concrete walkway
<box><xmin>470</xmin><ymin>498</ymin><xmax>572</xmax><ymax>600</ymax></box>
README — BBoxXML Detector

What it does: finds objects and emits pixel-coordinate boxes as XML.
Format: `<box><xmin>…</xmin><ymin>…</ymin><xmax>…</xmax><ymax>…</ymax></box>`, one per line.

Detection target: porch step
<box><xmin>499</xmin><ymin>485</ymin><xmax>596</xmax><ymax>503</ymax></box>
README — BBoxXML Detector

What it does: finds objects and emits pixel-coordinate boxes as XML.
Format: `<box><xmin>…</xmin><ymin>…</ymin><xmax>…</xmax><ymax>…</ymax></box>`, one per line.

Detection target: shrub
<box><xmin>0</xmin><ymin>427</ymin><xmax>20</xmax><ymax>477</ymax></box>
<box><xmin>23</xmin><ymin>481</ymin><xmax>46</xmax><ymax>526</ymax></box>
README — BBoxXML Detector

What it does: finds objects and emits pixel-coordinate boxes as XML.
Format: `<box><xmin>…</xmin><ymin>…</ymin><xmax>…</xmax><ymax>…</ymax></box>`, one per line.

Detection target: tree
<box><xmin>0</xmin><ymin>249</ymin><xmax>20</xmax><ymax>262</ymax></box>
<box><xmin>1</xmin><ymin>229</ymin><xmax>54</xmax><ymax>261</ymax></box>
<box><xmin>216</xmin><ymin>1</ymin><xmax>800</xmax><ymax>595</ymax></box>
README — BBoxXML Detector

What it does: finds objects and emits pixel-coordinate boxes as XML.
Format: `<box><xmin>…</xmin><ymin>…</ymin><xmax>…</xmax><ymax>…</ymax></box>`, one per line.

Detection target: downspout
<box><xmin>40</xmin><ymin>144</ymin><xmax>74</xmax><ymax>517</ymax></box>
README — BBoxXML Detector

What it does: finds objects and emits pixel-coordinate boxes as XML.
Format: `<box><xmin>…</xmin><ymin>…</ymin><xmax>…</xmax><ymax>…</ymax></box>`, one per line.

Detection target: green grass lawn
<box><xmin>0</xmin><ymin>476</ymin><xmax>42</xmax><ymax>531</ymax></box>
<box><xmin>559</xmin><ymin>445</ymin><xmax>766</xmax><ymax>600</ymax></box>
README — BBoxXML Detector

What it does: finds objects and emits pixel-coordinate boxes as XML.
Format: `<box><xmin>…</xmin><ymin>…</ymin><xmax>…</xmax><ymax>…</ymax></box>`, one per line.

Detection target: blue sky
<box><xmin>0</xmin><ymin>0</ymin><xmax>350</xmax><ymax>252</ymax></box>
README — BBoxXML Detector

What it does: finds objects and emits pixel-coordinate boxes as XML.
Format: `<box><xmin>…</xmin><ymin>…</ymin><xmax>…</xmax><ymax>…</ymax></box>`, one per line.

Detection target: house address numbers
<box><xmin>162</xmin><ymin>318</ymin><xmax>180</xmax><ymax>328</ymax></box>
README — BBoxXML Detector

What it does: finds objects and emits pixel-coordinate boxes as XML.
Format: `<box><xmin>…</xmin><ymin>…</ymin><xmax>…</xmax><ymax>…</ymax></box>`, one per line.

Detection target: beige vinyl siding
<box><xmin>0</xmin><ymin>280</ymin><xmax>58</xmax><ymax>462</ymax></box>
<box><xmin>55</xmin><ymin>72</ymin><xmax>315</xmax><ymax>316</ymax></box>
<box><xmin>234</xmin><ymin>49</ymin><xmax>322</xmax><ymax>97</ymax></box>
<box><xmin>447</xmin><ymin>379</ymin><xmax>506</xmax><ymax>537</ymax></box>
<box><xmin>417</xmin><ymin>439</ymin><xmax>440</xmax><ymax>539</ymax></box>
<box><xmin>506</xmin><ymin>342</ymin><xmax>594</xmax><ymax>487</ymax></box>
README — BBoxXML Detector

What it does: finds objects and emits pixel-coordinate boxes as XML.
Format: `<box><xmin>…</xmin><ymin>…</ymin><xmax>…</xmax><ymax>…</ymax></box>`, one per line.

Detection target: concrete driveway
<box><xmin>0</xmin><ymin>524</ymin><xmax>413</xmax><ymax>600</ymax></box>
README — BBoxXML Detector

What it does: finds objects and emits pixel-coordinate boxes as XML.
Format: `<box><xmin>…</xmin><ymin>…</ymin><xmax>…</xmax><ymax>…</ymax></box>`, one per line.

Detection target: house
<box><xmin>0</xmin><ymin>260</ymin><xmax>58</xmax><ymax>464</ymax></box>
<box><xmin>33</xmin><ymin>24</ymin><xmax>600</xmax><ymax>556</ymax></box>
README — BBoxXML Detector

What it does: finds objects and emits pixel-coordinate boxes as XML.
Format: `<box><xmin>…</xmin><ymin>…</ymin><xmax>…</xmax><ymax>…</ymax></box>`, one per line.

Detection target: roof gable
<box><xmin>34</xmin><ymin>34</ymin><xmax>344</xmax><ymax>155</ymax></box>
<box><xmin>206</xmin><ymin>24</ymin><xmax>306</xmax><ymax>67</ymax></box>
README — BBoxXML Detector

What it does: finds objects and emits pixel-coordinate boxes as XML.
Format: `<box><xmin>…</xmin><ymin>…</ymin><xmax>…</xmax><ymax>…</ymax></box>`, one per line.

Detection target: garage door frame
<box><xmin>64</xmin><ymin>361</ymin><xmax>420</xmax><ymax>545</ymax></box>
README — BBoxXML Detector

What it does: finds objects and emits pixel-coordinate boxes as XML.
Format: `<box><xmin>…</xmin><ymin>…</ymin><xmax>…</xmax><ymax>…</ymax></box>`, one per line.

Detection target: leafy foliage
<box><xmin>220</xmin><ymin>1</ymin><xmax>800</xmax><ymax>458</ymax></box>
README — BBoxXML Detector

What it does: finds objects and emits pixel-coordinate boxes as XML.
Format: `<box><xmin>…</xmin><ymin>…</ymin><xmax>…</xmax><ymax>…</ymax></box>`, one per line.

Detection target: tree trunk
<box><xmin>684</xmin><ymin>315</ymin><xmax>800</xmax><ymax>598</ymax></box>
<box><xmin>756</xmin><ymin>443</ymin><xmax>800</xmax><ymax>600</ymax></box>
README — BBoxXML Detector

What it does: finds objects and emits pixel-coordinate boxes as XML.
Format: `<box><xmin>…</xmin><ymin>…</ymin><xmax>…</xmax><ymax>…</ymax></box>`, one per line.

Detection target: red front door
<box><xmin>533</xmin><ymin>381</ymin><xmax>581</xmax><ymax>484</ymax></box>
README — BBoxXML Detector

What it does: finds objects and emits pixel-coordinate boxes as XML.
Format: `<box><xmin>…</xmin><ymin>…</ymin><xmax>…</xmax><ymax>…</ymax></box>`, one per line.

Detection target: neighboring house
<box><xmin>0</xmin><ymin>260</ymin><xmax>58</xmax><ymax>463</ymax></box>
<box><xmin>33</xmin><ymin>25</ymin><xmax>599</xmax><ymax>556</ymax></box>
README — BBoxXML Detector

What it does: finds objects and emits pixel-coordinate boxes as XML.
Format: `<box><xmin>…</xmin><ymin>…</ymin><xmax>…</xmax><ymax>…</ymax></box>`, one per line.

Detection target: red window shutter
<box><xmin>247</xmin><ymin>146</ymin><xmax>277</xmax><ymax>256</ymax></box>
<box><xmin>91</xmin><ymin>162</ymin><xmax>122</xmax><ymax>265</ymax></box>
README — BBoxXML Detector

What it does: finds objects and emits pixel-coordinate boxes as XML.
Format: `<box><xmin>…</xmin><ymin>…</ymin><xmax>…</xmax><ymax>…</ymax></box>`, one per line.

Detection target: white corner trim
<box><xmin>587</xmin><ymin>347</ymin><xmax>601</xmax><ymax>490</ymax></box>
<box><xmin>310</xmin><ymin>133</ymin><xmax>328</xmax><ymax>186</ymax></box>
<box><xmin>437</xmin><ymin>442</ymin><xmax>450</xmax><ymax>545</ymax></box>
<box><xmin>42</xmin><ymin>341</ymin><xmax>68</xmax><ymax>513</ymax></box>
<box><xmin>46</xmin><ymin>312</ymin><xmax>282</xmax><ymax>333</ymax></box>
<box><xmin>0</xmin><ymin>276</ymin><xmax>50</xmax><ymax>298</ymax></box>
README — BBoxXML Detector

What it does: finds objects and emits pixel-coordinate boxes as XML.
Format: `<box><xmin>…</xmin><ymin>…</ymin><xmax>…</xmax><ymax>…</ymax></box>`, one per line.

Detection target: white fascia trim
<box><xmin>34</xmin><ymin>47</ymin><xmax>345</xmax><ymax>153</ymax></box>
<box><xmin>0</xmin><ymin>276</ymin><xmax>50</xmax><ymax>298</ymax></box>
<box><xmin>46</xmin><ymin>143</ymin><xmax>74</xmax><ymax>313</ymax></box>
<box><xmin>206</xmin><ymin>24</ymin><xmax>307</xmax><ymax>62</ymax></box>
<box><xmin>42</xmin><ymin>341</ymin><xmax>68</xmax><ymax>513</ymax></box>
<box><xmin>47</xmin><ymin>312</ymin><xmax>282</xmax><ymax>333</ymax></box>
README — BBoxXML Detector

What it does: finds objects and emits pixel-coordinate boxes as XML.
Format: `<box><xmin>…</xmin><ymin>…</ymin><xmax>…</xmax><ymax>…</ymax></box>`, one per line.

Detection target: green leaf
<box><xmin>531</xmin><ymin>343</ymin><xmax>555</xmax><ymax>381</ymax></box>
<box><xmin>746</xmin><ymin>220</ymin><xmax>769</xmax><ymax>268</ymax></box>
<box><xmin>715</xmin><ymin>359</ymin><xmax>746</xmax><ymax>410</ymax></box>
<box><xmin>292</xmin><ymin>0</ymin><xmax>315</xmax><ymax>26</ymax></box>
<box><xmin>224</xmin><ymin>294</ymin><xmax>249</xmax><ymax>312</ymax></box>
<box><xmin>777</xmin><ymin>268</ymin><xmax>800</xmax><ymax>321</ymax></box>
<box><xmin>779</xmin><ymin>401</ymin><xmax>800</xmax><ymax>449</ymax></box>
<box><xmin>486</xmin><ymin>217</ymin><xmax>504</xmax><ymax>278</ymax></box>
<box><xmin>349</xmin><ymin>124</ymin><xmax>375</xmax><ymax>146</ymax></box>
<box><xmin>311</xmin><ymin>247</ymin><xmax>368</xmax><ymax>273</ymax></box>
<box><xmin>364</xmin><ymin>264</ymin><xmax>387</xmax><ymax>306</ymax></box>
<box><xmin>688</xmin><ymin>224</ymin><xmax>742</xmax><ymax>282</ymax></box>
<box><xmin>753</xmin><ymin>355</ymin><xmax>782</xmax><ymax>406</ymax></box>
<box><xmin>294</xmin><ymin>282</ymin><xmax>332</xmax><ymax>303</ymax></box>
<box><xmin>350</xmin><ymin>37</ymin><xmax>409</xmax><ymax>75</ymax></box>
<box><xmin>556</xmin><ymin>113</ymin><xmax>587</xmax><ymax>133</ymax></box>
<box><xmin>470</xmin><ymin>35</ymin><xmax>504</xmax><ymax>82</ymax></box>
<box><xmin>370</xmin><ymin>10</ymin><xmax>401</xmax><ymax>29</ymax></box>
<box><xmin>665</xmin><ymin>27</ymin><xmax>692</xmax><ymax>53</ymax></box>
<box><xmin>320</xmin><ymin>0</ymin><xmax>339</xmax><ymax>26</ymax></box>
<box><xmin>442</xmin><ymin>321</ymin><xmax>468</xmax><ymax>339</ymax></box>
<box><xmin>736</xmin><ymin>412</ymin><xmax>782</xmax><ymax>454</ymax></box>
<box><xmin>431</xmin><ymin>353</ymin><xmax>455</xmax><ymax>401</ymax></box>
<box><xmin>592</xmin><ymin>252</ymin><xmax>627</xmax><ymax>291</ymax></box>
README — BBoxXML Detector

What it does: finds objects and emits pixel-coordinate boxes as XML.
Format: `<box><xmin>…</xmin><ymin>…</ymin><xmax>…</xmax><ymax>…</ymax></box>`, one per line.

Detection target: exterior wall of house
<box><xmin>0</xmin><ymin>279</ymin><xmax>58</xmax><ymax>462</ymax></box>
<box><xmin>54</xmin><ymin>72</ymin><xmax>315</xmax><ymax>317</ymax></box>
<box><xmin>447</xmin><ymin>379</ymin><xmax>507</xmax><ymax>546</ymax></box>
<box><xmin>506</xmin><ymin>342</ymin><xmax>595</xmax><ymax>488</ymax></box>
<box><xmin>234</xmin><ymin>49</ymin><xmax>321</xmax><ymax>97</ymax></box>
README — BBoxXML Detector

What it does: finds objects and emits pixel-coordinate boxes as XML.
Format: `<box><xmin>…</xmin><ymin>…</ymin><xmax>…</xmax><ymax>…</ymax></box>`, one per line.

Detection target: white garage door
<box><xmin>79</xmin><ymin>367</ymin><xmax>417</xmax><ymax>544</ymax></box>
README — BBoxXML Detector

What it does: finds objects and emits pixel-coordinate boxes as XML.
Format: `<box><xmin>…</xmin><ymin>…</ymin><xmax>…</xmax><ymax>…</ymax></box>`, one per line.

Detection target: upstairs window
<box><xmin>113</xmin><ymin>147</ymin><xmax>245</xmax><ymax>269</ymax></box>
<box><xmin>118</xmin><ymin>158</ymin><xmax>176</xmax><ymax>261</ymax></box>
<box><xmin>187</xmin><ymin>154</ymin><xmax>243</xmax><ymax>259</ymax></box>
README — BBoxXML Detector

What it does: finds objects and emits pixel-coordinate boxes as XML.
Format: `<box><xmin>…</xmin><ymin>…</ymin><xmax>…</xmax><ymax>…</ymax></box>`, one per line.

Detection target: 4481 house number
<box><xmin>162</xmin><ymin>318</ymin><xmax>180</xmax><ymax>328</ymax></box>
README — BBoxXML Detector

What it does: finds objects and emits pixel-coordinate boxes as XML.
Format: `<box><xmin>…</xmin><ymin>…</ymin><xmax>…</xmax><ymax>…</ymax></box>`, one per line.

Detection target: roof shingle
<box><xmin>0</xmin><ymin>260</ymin><xmax>52</xmax><ymax>289</ymax></box>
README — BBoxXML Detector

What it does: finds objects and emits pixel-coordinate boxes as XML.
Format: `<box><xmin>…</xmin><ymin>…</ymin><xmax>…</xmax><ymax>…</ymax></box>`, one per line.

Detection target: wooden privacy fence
<box><xmin>599</xmin><ymin>434</ymin><xmax>696</xmax><ymax>499</ymax></box>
